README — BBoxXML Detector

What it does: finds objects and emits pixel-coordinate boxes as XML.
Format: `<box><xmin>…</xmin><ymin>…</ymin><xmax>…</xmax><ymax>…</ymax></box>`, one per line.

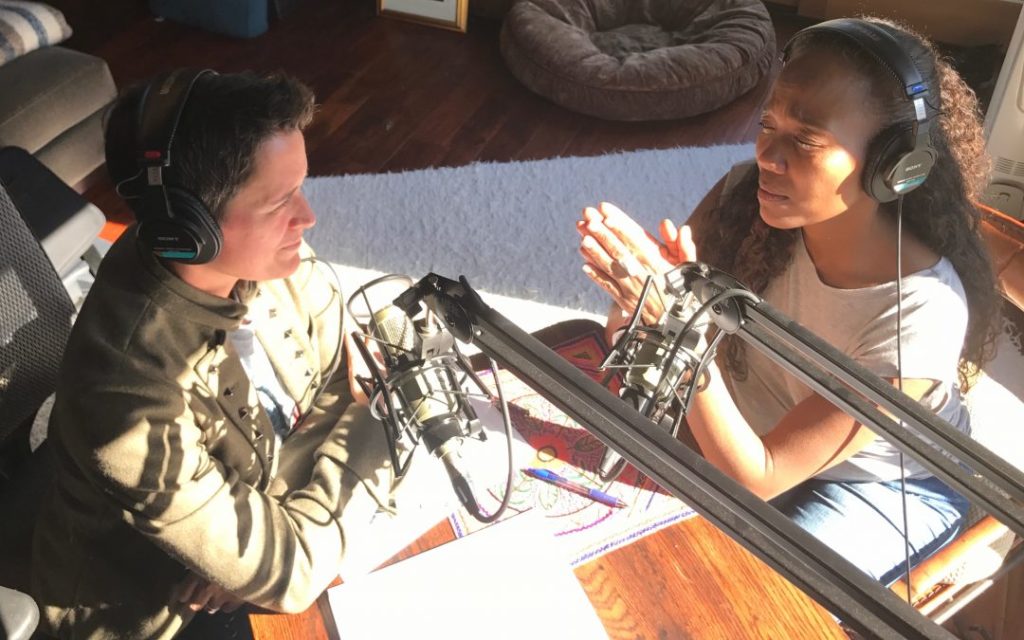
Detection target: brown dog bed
<box><xmin>500</xmin><ymin>0</ymin><xmax>776</xmax><ymax>121</ymax></box>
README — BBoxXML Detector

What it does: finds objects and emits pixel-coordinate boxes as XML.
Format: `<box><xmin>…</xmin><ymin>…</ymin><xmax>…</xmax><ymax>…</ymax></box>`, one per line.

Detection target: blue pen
<box><xmin>523</xmin><ymin>468</ymin><xmax>628</xmax><ymax>508</ymax></box>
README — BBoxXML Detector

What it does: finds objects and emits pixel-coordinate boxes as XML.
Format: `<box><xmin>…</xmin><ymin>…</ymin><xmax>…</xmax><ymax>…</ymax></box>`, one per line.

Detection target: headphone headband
<box><xmin>132</xmin><ymin>68</ymin><xmax>223</xmax><ymax>263</ymax></box>
<box><xmin>783</xmin><ymin>19</ymin><xmax>927</xmax><ymax>100</ymax></box>
<box><xmin>782</xmin><ymin>19</ymin><xmax>930</xmax><ymax>138</ymax></box>
<box><xmin>137</xmin><ymin>69</ymin><xmax>215</xmax><ymax>192</ymax></box>
<box><xmin>781</xmin><ymin>19</ymin><xmax>936</xmax><ymax>201</ymax></box>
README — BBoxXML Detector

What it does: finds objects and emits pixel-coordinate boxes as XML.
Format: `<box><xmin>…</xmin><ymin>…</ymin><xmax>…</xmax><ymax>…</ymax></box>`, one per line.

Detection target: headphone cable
<box><xmin>895</xmin><ymin>195</ymin><xmax>913</xmax><ymax>604</ymax></box>
<box><xmin>298</xmin><ymin>255</ymin><xmax>347</xmax><ymax>420</ymax></box>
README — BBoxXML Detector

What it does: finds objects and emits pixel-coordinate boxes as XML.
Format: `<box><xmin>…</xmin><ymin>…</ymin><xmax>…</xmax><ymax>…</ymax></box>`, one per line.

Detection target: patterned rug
<box><xmin>449</xmin><ymin>321</ymin><xmax>697</xmax><ymax>567</ymax></box>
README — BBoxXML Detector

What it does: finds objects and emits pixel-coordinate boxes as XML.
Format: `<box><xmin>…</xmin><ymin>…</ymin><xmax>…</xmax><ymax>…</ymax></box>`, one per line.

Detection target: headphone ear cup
<box><xmin>165</xmin><ymin>185</ymin><xmax>222</xmax><ymax>264</ymax></box>
<box><xmin>136</xmin><ymin>186</ymin><xmax>222</xmax><ymax>264</ymax></box>
<box><xmin>136</xmin><ymin>216</ymin><xmax>205</xmax><ymax>262</ymax></box>
<box><xmin>862</xmin><ymin>124</ymin><xmax>913</xmax><ymax>203</ymax></box>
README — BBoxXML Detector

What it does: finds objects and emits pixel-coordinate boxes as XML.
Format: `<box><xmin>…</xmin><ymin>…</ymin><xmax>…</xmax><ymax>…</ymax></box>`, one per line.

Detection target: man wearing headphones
<box><xmin>31</xmin><ymin>70</ymin><xmax>401</xmax><ymax>638</ymax></box>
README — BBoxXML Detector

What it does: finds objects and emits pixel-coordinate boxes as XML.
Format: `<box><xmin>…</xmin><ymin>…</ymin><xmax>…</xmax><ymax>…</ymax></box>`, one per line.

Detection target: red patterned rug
<box><xmin>450</xmin><ymin>321</ymin><xmax>697</xmax><ymax>566</ymax></box>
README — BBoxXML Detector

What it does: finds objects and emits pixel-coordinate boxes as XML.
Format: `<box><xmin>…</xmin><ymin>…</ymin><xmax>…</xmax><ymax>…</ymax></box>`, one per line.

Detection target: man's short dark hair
<box><xmin>105</xmin><ymin>70</ymin><xmax>316</xmax><ymax>220</ymax></box>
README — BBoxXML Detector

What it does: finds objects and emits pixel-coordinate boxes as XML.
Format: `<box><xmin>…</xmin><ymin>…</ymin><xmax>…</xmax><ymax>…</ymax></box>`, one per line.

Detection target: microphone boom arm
<box><xmin>402</xmin><ymin>271</ymin><xmax>1023</xmax><ymax>640</ymax></box>
<box><xmin>671</xmin><ymin>264</ymin><xmax>1024</xmax><ymax>533</ymax></box>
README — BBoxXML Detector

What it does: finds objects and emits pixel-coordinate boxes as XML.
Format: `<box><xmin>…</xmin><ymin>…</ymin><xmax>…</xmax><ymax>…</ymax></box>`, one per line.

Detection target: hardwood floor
<box><xmin>68</xmin><ymin>0</ymin><xmax>813</xmax><ymax>224</ymax></box>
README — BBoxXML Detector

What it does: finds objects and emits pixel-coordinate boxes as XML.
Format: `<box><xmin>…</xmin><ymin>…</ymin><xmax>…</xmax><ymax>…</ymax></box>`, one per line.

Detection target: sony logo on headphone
<box><xmin>904</xmin><ymin>163</ymin><xmax>923</xmax><ymax>172</ymax></box>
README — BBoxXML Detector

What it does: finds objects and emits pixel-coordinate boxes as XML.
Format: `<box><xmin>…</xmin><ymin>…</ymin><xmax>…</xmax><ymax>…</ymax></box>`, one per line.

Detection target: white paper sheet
<box><xmin>325</xmin><ymin>511</ymin><xmax>608</xmax><ymax>640</ymax></box>
<box><xmin>336</xmin><ymin>395</ymin><xmax>534</xmax><ymax>579</ymax></box>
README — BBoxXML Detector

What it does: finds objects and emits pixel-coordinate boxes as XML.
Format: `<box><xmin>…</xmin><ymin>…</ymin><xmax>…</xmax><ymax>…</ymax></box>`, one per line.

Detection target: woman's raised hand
<box><xmin>659</xmin><ymin>218</ymin><xmax>696</xmax><ymax>266</ymax></box>
<box><xmin>577</xmin><ymin>202</ymin><xmax>695</xmax><ymax>322</ymax></box>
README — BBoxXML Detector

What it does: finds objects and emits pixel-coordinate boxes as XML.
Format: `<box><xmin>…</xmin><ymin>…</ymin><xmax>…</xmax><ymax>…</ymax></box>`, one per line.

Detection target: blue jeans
<box><xmin>770</xmin><ymin>475</ymin><xmax>969</xmax><ymax>587</ymax></box>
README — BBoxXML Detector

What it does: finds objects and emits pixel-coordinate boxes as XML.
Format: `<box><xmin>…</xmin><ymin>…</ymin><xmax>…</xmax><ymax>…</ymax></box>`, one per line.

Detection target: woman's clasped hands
<box><xmin>576</xmin><ymin>201</ymin><xmax>696</xmax><ymax>324</ymax></box>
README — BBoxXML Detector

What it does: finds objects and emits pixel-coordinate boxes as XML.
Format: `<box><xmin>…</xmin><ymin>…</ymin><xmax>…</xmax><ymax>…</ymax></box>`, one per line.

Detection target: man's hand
<box><xmin>176</xmin><ymin>572</ymin><xmax>245</xmax><ymax>614</ymax></box>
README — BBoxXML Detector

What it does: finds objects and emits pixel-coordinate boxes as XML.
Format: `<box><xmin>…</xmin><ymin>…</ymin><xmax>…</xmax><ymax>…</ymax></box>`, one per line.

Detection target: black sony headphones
<box><xmin>131</xmin><ymin>68</ymin><xmax>223</xmax><ymax>263</ymax></box>
<box><xmin>782</xmin><ymin>19</ymin><xmax>936</xmax><ymax>203</ymax></box>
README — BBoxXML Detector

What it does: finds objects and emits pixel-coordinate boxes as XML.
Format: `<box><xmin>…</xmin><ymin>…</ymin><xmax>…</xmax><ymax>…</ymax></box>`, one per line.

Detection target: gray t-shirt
<box><xmin>720</xmin><ymin>165</ymin><xmax>971</xmax><ymax>482</ymax></box>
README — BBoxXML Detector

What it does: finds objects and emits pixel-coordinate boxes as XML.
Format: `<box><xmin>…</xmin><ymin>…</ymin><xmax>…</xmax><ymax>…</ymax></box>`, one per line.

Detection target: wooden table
<box><xmin>250</xmin><ymin>320</ymin><xmax>847</xmax><ymax>639</ymax></box>
<box><xmin>249</xmin><ymin>506</ymin><xmax>846</xmax><ymax>639</ymax></box>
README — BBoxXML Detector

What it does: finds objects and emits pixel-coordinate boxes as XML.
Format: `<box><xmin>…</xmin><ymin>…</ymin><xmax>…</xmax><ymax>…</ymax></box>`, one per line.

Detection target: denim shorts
<box><xmin>769</xmin><ymin>474</ymin><xmax>970</xmax><ymax>587</ymax></box>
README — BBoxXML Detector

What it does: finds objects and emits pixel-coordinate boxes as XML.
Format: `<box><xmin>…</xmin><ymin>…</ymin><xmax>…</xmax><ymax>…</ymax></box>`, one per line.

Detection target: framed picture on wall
<box><xmin>377</xmin><ymin>0</ymin><xmax>468</xmax><ymax>33</ymax></box>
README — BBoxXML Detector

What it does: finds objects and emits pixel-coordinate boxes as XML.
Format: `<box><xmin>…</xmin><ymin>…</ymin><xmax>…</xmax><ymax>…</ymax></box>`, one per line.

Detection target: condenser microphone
<box><xmin>371</xmin><ymin>303</ymin><xmax>462</xmax><ymax>433</ymax></box>
<box><xmin>348</xmin><ymin>274</ymin><xmax>517</xmax><ymax>524</ymax></box>
<box><xmin>368</xmin><ymin>303</ymin><xmax>483</xmax><ymax>493</ymax></box>
<box><xmin>597</xmin><ymin>268</ymin><xmax>712</xmax><ymax>481</ymax></box>
<box><xmin>370</xmin><ymin>303</ymin><xmax>417</xmax><ymax>358</ymax></box>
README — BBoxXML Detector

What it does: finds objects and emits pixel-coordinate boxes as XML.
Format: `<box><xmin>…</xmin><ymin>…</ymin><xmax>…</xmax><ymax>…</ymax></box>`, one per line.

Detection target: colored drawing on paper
<box><xmin>449</xmin><ymin>329</ymin><xmax>697</xmax><ymax>566</ymax></box>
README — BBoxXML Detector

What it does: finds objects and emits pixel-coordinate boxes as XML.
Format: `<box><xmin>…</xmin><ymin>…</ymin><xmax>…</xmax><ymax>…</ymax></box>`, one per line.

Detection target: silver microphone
<box><xmin>368</xmin><ymin>303</ymin><xmax>481</xmax><ymax>463</ymax></box>
<box><xmin>349</xmin><ymin>275</ymin><xmax>497</xmax><ymax>520</ymax></box>
<box><xmin>371</xmin><ymin>304</ymin><xmax>462</xmax><ymax>432</ymax></box>
<box><xmin>370</xmin><ymin>303</ymin><xmax>417</xmax><ymax>357</ymax></box>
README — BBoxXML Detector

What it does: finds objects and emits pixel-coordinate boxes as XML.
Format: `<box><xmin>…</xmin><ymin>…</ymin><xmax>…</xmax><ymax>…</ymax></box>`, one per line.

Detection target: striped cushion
<box><xmin>0</xmin><ymin>2</ymin><xmax>72</xmax><ymax>67</ymax></box>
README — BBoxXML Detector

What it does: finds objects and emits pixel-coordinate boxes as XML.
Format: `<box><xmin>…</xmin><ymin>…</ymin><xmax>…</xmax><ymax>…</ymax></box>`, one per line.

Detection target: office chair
<box><xmin>0</xmin><ymin>148</ymin><xmax>104</xmax><ymax>640</ymax></box>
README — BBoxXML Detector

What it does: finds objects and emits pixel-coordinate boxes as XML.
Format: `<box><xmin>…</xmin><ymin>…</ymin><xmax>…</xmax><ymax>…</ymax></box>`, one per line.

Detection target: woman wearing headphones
<box><xmin>577</xmin><ymin>17</ymin><xmax>1001</xmax><ymax>585</ymax></box>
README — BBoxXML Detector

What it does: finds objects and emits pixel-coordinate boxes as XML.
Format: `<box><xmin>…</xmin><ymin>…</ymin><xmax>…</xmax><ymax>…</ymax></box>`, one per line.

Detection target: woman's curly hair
<box><xmin>698</xmin><ymin>17</ymin><xmax>1000</xmax><ymax>392</ymax></box>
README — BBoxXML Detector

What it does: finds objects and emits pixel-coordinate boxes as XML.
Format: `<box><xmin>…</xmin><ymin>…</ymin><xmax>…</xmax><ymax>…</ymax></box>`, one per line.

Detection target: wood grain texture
<box><xmin>249</xmin><ymin>516</ymin><xmax>848</xmax><ymax>640</ymax></box>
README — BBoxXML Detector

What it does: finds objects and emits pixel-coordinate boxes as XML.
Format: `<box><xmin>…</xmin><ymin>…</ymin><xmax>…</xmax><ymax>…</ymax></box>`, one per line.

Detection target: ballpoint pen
<box><xmin>522</xmin><ymin>467</ymin><xmax>628</xmax><ymax>508</ymax></box>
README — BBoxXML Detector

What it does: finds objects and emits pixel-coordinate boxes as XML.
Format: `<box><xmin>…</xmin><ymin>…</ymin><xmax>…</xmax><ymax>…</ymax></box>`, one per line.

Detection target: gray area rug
<box><xmin>304</xmin><ymin>144</ymin><xmax>756</xmax><ymax>316</ymax></box>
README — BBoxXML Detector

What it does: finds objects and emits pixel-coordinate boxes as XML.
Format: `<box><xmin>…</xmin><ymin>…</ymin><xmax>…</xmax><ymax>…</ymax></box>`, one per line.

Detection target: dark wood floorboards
<box><xmin>70</xmin><ymin>0</ymin><xmax>814</xmax><ymax>223</ymax></box>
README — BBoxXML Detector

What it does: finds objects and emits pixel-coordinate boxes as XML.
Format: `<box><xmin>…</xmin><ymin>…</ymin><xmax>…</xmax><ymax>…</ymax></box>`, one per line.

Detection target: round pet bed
<box><xmin>500</xmin><ymin>0</ymin><xmax>777</xmax><ymax>121</ymax></box>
